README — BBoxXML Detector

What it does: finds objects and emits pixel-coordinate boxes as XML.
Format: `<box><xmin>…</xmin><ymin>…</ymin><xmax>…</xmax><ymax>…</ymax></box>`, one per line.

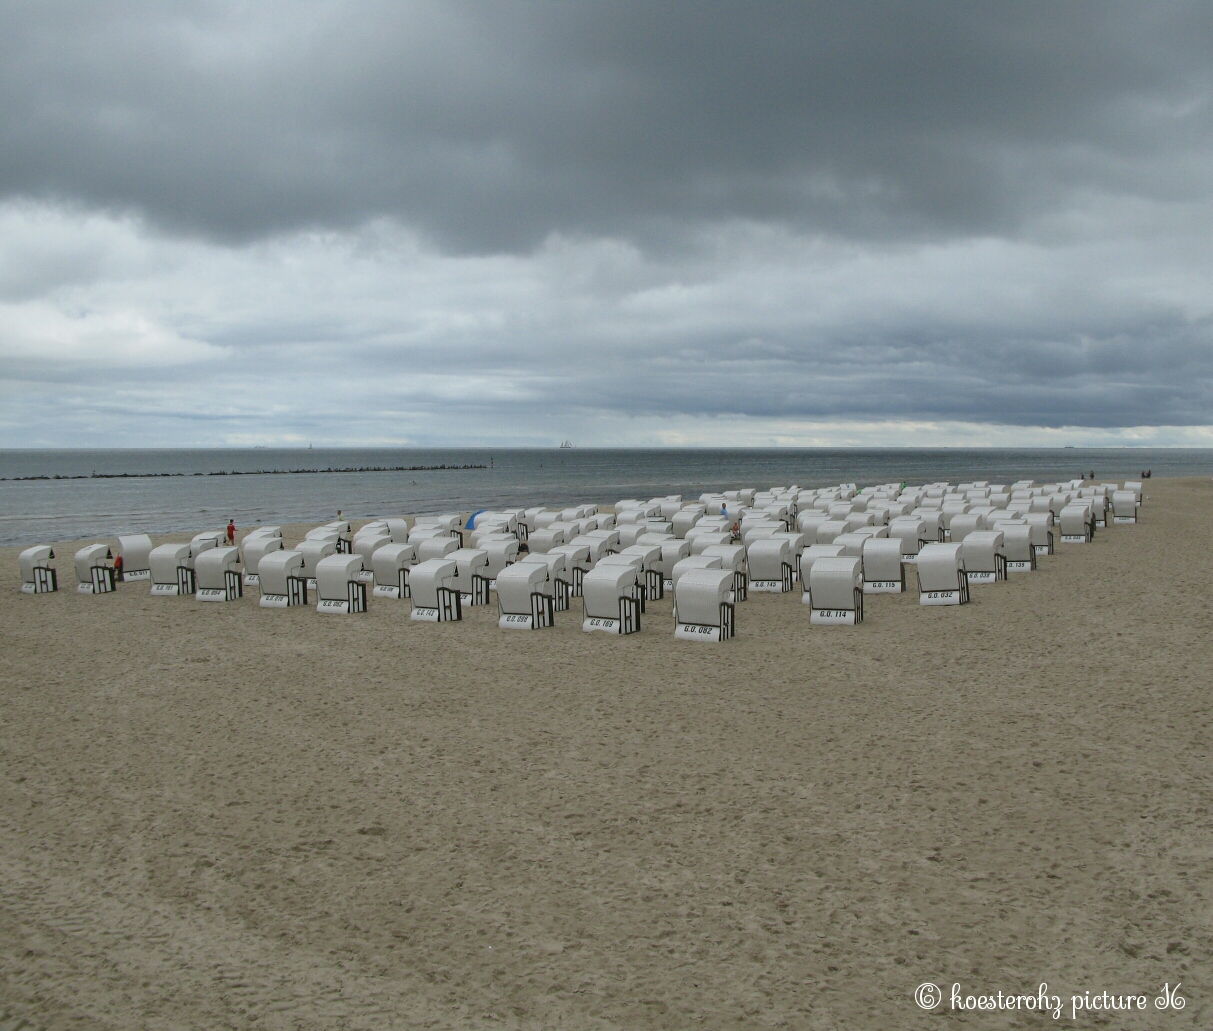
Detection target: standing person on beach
<box><xmin>226</xmin><ymin>519</ymin><xmax>236</xmax><ymax>545</ymax></box>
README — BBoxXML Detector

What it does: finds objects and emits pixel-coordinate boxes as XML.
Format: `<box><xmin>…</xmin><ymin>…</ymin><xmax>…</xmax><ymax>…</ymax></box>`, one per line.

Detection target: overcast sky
<box><xmin>2</xmin><ymin>1</ymin><xmax>1212</xmax><ymax>447</ymax></box>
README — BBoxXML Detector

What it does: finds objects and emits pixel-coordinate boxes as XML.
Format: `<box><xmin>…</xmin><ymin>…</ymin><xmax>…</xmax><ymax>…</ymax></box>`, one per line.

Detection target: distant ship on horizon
<box><xmin>559</xmin><ymin>440</ymin><xmax>573</xmax><ymax>448</ymax></box>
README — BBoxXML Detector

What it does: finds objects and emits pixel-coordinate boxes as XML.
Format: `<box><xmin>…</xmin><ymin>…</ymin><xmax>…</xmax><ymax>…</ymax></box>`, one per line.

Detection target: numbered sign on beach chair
<box><xmin>1060</xmin><ymin>503</ymin><xmax>1094</xmax><ymax>543</ymax></box>
<box><xmin>75</xmin><ymin>544</ymin><xmax>116</xmax><ymax>594</ymax></box>
<box><xmin>916</xmin><ymin>543</ymin><xmax>970</xmax><ymax>606</ymax></box>
<box><xmin>315</xmin><ymin>554</ymin><xmax>367</xmax><ymax>614</ymax></box>
<box><xmin>496</xmin><ymin>561</ymin><xmax>554</xmax><ymax>629</ymax></box>
<box><xmin>669</xmin><ymin>555</ymin><xmax>722</xmax><ymax>618</ymax></box>
<box><xmin>149</xmin><ymin>543</ymin><xmax>194</xmax><ymax>596</ymax></box>
<box><xmin>861</xmin><ymin>538</ymin><xmax>906</xmax><ymax>593</ymax></box>
<box><xmin>746</xmin><ymin>537</ymin><xmax>793</xmax><ymax>592</ymax></box>
<box><xmin>19</xmin><ymin>546</ymin><xmax>58</xmax><ymax>594</ymax></box>
<box><xmin>195</xmin><ymin>546</ymin><xmax>243</xmax><ymax>601</ymax></box>
<box><xmin>673</xmin><ymin>568</ymin><xmax>736</xmax><ymax>642</ymax></box>
<box><xmin>581</xmin><ymin>563</ymin><xmax>642</xmax><ymax>634</ymax></box>
<box><xmin>409</xmin><ymin>559</ymin><xmax>462</xmax><ymax>622</ymax></box>
<box><xmin>992</xmin><ymin>521</ymin><xmax>1035</xmax><ymax>572</ymax></box>
<box><xmin>808</xmin><ymin>556</ymin><xmax>864</xmax><ymax>625</ymax></box>
<box><xmin>259</xmin><ymin>550</ymin><xmax>309</xmax><ymax>607</ymax></box>
<box><xmin>116</xmin><ymin>534</ymin><xmax>153</xmax><ymax>581</ymax></box>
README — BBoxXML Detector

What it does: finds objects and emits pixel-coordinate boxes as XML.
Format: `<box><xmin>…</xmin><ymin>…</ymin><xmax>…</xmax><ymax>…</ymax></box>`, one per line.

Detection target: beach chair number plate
<box><xmin>1113</xmin><ymin>516</ymin><xmax>1136</xmax><ymax>524</ymax></box>
<box><xmin>1061</xmin><ymin>534</ymin><xmax>1088</xmax><ymax>543</ymax></box>
<box><xmin>966</xmin><ymin>571</ymin><xmax>997</xmax><ymax>583</ymax></box>
<box><xmin>411</xmin><ymin>606</ymin><xmax>440</xmax><ymax>621</ymax></box>
<box><xmin>582</xmin><ymin>616</ymin><xmax>619</xmax><ymax>633</ymax></box>
<box><xmin>811</xmin><ymin>608</ymin><xmax>857</xmax><ymax>625</ymax></box>
<box><xmin>500</xmin><ymin>612</ymin><xmax>534</xmax><ymax>629</ymax></box>
<box><xmin>260</xmin><ymin>593</ymin><xmax>289</xmax><ymax>607</ymax></box>
<box><xmin>1006</xmin><ymin>560</ymin><xmax>1032</xmax><ymax>572</ymax></box>
<box><xmin>749</xmin><ymin>579</ymin><xmax>784</xmax><ymax>592</ymax></box>
<box><xmin>373</xmin><ymin>584</ymin><xmax>401</xmax><ymax>598</ymax></box>
<box><xmin>243</xmin><ymin>573</ymin><xmax>260</xmax><ymax>586</ymax></box>
<box><xmin>662</xmin><ymin>578</ymin><xmax>673</xmax><ymax>591</ymax></box>
<box><xmin>197</xmin><ymin>587</ymin><xmax>228</xmax><ymax>601</ymax></box>
<box><xmin>124</xmin><ymin>568</ymin><xmax>150</xmax><ymax>581</ymax></box>
<box><xmin>150</xmin><ymin>583</ymin><xmax>181</xmax><ymax>596</ymax></box>
<box><xmin>675</xmin><ymin>622</ymin><xmax>723</xmax><ymax>641</ymax></box>
<box><xmin>863</xmin><ymin>580</ymin><xmax>902</xmax><ymax>593</ymax></box>
<box><xmin>1033</xmin><ymin>545</ymin><xmax>1050</xmax><ymax>555</ymax></box>
<box><xmin>921</xmin><ymin>590</ymin><xmax>961</xmax><ymax>605</ymax></box>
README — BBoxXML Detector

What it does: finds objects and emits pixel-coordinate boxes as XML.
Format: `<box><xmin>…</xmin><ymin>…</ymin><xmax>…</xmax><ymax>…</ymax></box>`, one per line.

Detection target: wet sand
<box><xmin>1</xmin><ymin>478</ymin><xmax>1210</xmax><ymax>1029</ymax></box>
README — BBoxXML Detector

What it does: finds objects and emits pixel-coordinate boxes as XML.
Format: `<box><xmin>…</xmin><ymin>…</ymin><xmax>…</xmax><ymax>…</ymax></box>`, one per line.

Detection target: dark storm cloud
<box><xmin>2</xmin><ymin>1</ymin><xmax>1211</xmax><ymax>250</ymax></box>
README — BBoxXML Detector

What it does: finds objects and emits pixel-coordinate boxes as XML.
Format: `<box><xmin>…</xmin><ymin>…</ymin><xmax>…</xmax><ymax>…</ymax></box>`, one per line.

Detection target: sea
<box><xmin>1</xmin><ymin>447</ymin><xmax>1208</xmax><ymax>547</ymax></box>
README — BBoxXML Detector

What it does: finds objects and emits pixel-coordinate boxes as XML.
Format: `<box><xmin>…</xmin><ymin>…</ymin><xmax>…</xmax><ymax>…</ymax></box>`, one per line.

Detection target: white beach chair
<box><xmin>409</xmin><ymin>559</ymin><xmax>462</xmax><ymax>621</ymax></box>
<box><xmin>371</xmin><ymin>542</ymin><xmax>416</xmax><ymax>598</ymax></box>
<box><xmin>948</xmin><ymin>512</ymin><xmax>986</xmax><ymax>543</ymax></box>
<box><xmin>808</xmin><ymin>556</ymin><xmax>864</xmax><ymax>625</ymax></box>
<box><xmin>916</xmin><ymin>543</ymin><xmax>970</xmax><ymax>606</ymax></box>
<box><xmin>297</xmin><ymin>538</ymin><xmax>338</xmax><ymax>589</ymax></box>
<box><xmin>496</xmin><ymin>562</ymin><xmax>554</xmax><ymax>629</ymax></box>
<box><xmin>618</xmin><ymin>543</ymin><xmax>664</xmax><ymax>600</ymax></box>
<box><xmin>18</xmin><ymin>546</ymin><xmax>57</xmax><ymax>594</ymax></box>
<box><xmin>549</xmin><ymin>544</ymin><xmax>591</xmax><ymax>597</ymax></box>
<box><xmin>194</xmin><ymin>546</ymin><xmax>242</xmax><ymax>601</ymax></box>
<box><xmin>74</xmin><ymin>543</ymin><xmax>116</xmax><ymax>594</ymax></box>
<box><xmin>700</xmin><ymin>544</ymin><xmax>748</xmax><ymax>602</ymax></box>
<box><xmin>116</xmin><ymin>534</ymin><xmax>153</xmax><ymax>582</ymax></box>
<box><xmin>241</xmin><ymin>534</ymin><xmax>283</xmax><ymax>587</ymax></box>
<box><xmin>414</xmin><ymin>536</ymin><xmax>461</xmax><ymax>563</ymax></box>
<box><xmin>673</xmin><ymin>568</ymin><xmax>736</xmax><ymax>642</ymax></box>
<box><xmin>861</xmin><ymin>538</ymin><xmax>906</xmax><ymax>593</ymax></box>
<box><xmin>315</xmin><ymin>554</ymin><xmax>367</xmax><ymax>613</ymax></box>
<box><xmin>1060</xmin><ymin>503</ymin><xmax>1094</xmax><ymax>543</ymax></box>
<box><xmin>581</xmin><ymin>563</ymin><xmax>643</xmax><ymax>634</ymax></box>
<box><xmin>450</xmin><ymin>547</ymin><xmax>491</xmax><ymax>605</ymax></box>
<box><xmin>387</xmin><ymin>519</ymin><xmax>411</xmax><ymax>544</ymax></box>
<box><xmin>959</xmin><ymin>531</ymin><xmax>1006</xmax><ymax>584</ymax></box>
<box><xmin>483</xmin><ymin>538</ymin><xmax>520</xmax><ymax>587</ymax></box>
<box><xmin>1111</xmin><ymin>491</ymin><xmax>1138</xmax><ymax>524</ymax></box>
<box><xmin>519</xmin><ymin>551</ymin><xmax>570</xmax><ymax>611</ymax></box>
<box><xmin>746</xmin><ymin>537</ymin><xmax>793</xmax><ymax>593</ymax></box>
<box><xmin>671</xmin><ymin>506</ymin><xmax>704</xmax><ymax>538</ymax></box>
<box><xmin>800</xmin><ymin>543</ymin><xmax>846</xmax><ymax>604</ymax></box>
<box><xmin>1023</xmin><ymin>513</ymin><xmax>1055</xmax><ymax>555</ymax></box>
<box><xmin>527</xmin><ymin>527</ymin><xmax>566</xmax><ymax>554</ymax></box>
<box><xmin>669</xmin><ymin>555</ymin><xmax>723</xmax><ymax>611</ymax></box>
<box><xmin>258</xmin><ymin>550</ymin><xmax>309</xmax><ymax>607</ymax></box>
<box><xmin>353</xmin><ymin>533</ymin><xmax>392</xmax><ymax>580</ymax></box>
<box><xmin>992</xmin><ymin>521</ymin><xmax>1036</xmax><ymax>572</ymax></box>
<box><xmin>149</xmin><ymin>543</ymin><xmax>194</xmax><ymax>596</ymax></box>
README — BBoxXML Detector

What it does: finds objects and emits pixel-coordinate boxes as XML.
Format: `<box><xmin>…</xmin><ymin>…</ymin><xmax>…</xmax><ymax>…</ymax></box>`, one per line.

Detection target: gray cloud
<box><xmin>2</xmin><ymin>2</ymin><xmax>1211</xmax><ymax>250</ymax></box>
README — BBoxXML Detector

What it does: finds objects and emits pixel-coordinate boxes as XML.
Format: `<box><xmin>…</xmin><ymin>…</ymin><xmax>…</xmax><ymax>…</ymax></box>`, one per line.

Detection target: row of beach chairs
<box><xmin>17</xmin><ymin>479</ymin><xmax>1145</xmax><ymax>642</ymax></box>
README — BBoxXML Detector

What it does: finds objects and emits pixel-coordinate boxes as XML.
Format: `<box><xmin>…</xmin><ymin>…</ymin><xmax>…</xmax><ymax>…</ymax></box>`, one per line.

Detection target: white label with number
<box><xmin>675</xmin><ymin>622</ymin><xmax>722</xmax><ymax>641</ymax></box>
<box><xmin>150</xmin><ymin>583</ymin><xmax>180</xmax><ymax>596</ymax></box>
<box><xmin>920</xmin><ymin>589</ymin><xmax>961</xmax><ymax>606</ymax></box>
<box><xmin>259</xmin><ymin>594</ymin><xmax>289</xmax><ymax>608</ymax></box>
<box><xmin>410</xmin><ymin>606</ymin><xmax>440</xmax><ymax>621</ymax></box>
<box><xmin>197</xmin><ymin>587</ymin><xmax>228</xmax><ymax>602</ymax></box>
<box><xmin>1061</xmin><ymin>534</ymin><xmax>1087</xmax><ymax>543</ymax></box>
<box><xmin>967</xmin><ymin>571</ymin><xmax>997</xmax><ymax>583</ymax></box>
<box><xmin>749</xmin><ymin>579</ymin><xmax>785</xmax><ymax>592</ymax></box>
<box><xmin>317</xmin><ymin>598</ymin><xmax>350</xmax><ymax>614</ymax></box>
<box><xmin>372</xmin><ymin>585</ymin><xmax>400</xmax><ymax>598</ymax></box>
<box><xmin>243</xmin><ymin>573</ymin><xmax>260</xmax><ymax>586</ymax></box>
<box><xmin>1113</xmin><ymin>516</ymin><xmax>1135</xmax><ymax>524</ymax></box>
<box><xmin>582</xmin><ymin>616</ymin><xmax>620</xmax><ymax>633</ymax></box>
<box><xmin>811</xmin><ymin>608</ymin><xmax>857</xmax><ymax>625</ymax></box>
<box><xmin>1006</xmin><ymin>560</ymin><xmax>1032</xmax><ymax>572</ymax></box>
<box><xmin>499</xmin><ymin>613</ymin><xmax>534</xmax><ymax>629</ymax></box>
<box><xmin>1033</xmin><ymin>545</ymin><xmax>1050</xmax><ymax>555</ymax></box>
<box><xmin>863</xmin><ymin>580</ymin><xmax>902</xmax><ymax>593</ymax></box>
<box><xmin>124</xmin><ymin>569</ymin><xmax>150</xmax><ymax>581</ymax></box>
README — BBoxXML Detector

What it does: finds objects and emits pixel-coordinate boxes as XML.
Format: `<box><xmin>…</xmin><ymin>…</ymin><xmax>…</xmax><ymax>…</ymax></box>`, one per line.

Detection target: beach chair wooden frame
<box><xmin>26</xmin><ymin>566</ymin><xmax>58</xmax><ymax>594</ymax></box>
<box><xmin>198</xmin><ymin>568</ymin><xmax>244</xmax><ymax>602</ymax></box>
<box><xmin>733</xmin><ymin>570</ymin><xmax>747</xmax><ymax>602</ymax></box>
<box><xmin>287</xmin><ymin>576</ymin><xmax>308</xmax><ymax>606</ymax></box>
<box><xmin>177</xmin><ymin>566</ymin><xmax>196</xmax><ymax>595</ymax></box>
<box><xmin>460</xmin><ymin>574</ymin><xmax>490</xmax><ymax>606</ymax></box>
<box><xmin>87</xmin><ymin>565</ymin><xmax>117</xmax><ymax>594</ymax></box>
<box><xmin>645</xmin><ymin>568</ymin><xmax>663</xmax><ymax>600</ymax></box>
<box><xmin>554</xmin><ymin>578</ymin><xmax>571</xmax><ymax>612</ymax></box>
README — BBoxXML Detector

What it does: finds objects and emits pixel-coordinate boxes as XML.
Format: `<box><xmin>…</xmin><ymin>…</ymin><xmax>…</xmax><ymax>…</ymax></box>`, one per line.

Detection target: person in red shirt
<box><xmin>226</xmin><ymin>519</ymin><xmax>236</xmax><ymax>545</ymax></box>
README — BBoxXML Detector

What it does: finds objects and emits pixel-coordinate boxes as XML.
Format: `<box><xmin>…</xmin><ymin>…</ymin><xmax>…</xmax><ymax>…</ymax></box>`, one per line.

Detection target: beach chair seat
<box><xmin>494</xmin><ymin>562</ymin><xmax>554</xmax><ymax>629</ymax></box>
<box><xmin>1023</xmin><ymin>513</ymin><xmax>1055</xmax><ymax>555</ymax></box>
<box><xmin>409</xmin><ymin>559</ymin><xmax>461</xmax><ymax>621</ymax></box>
<box><xmin>527</xmin><ymin>527</ymin><xmax>566</xmax><ymax>554</ymax></box>
<box><xmin>916</xmin><ymin>543</ymin><xmax>970</xmax><ymax>605</ymax></box>
<box><xmin>670</xmin><ymin>555</ymin><xmax>722</xmax><ymax>607</ymax></box>
<box><xmin>519</xmin><ymin>551</ymin><xmax>570</xmax><ymax>610</ymax></box>
<box><xmin>74</xmin><ymin>543</ymin><xmax>116</xmax><ymax>594</ymax></box>
<box><xmin>671</xmin><ymin>506</ymin><xmax>705</xmax><ymax>538</ymax></box>
<box><xmin>258</xmin><ymin>550</ymin><xmax>309</xmax><ymax>607</ymax></box>
<box><xmin>699</xmin><ymin>544</ymin><xmax>747</xmax><ymax>602</ymax></box>
<box><xmin>371</xmin><ymin>542</ymin><xmax>416</xmax><ymax>598</ymax></box>
<box><xmin>814</xmin><ymin>519</ymin><xmax>848</xmax><ymax>545</ymax></box>
<box><xmin>195</xmin><ymin>546</ymin><xmax>243</xmax><ymax>601</ymax></box>
<box><xmin>19</xmin><ymin>546</ymin><xmax>58</xmax><ymax>594</ymax></box>
<box><xmin>414</xmin><ymin>536</ymin><xmax>461</xmax><ymax>563</ymax></box>
<box><xmin>549</xmin><ymin>544</ymin><xmax>591</xmax><ymax>597</ymax></box>
<box><xmin>1111</xmin><ymin>491</ymin><xmax>1138</xmax><ymax>524</ymax></box>
<box><xmin>687</xmin><ymin>531</ymin><xmax>732</xmax><ymax>555</ymax></box>
<box><xmin>959</xmin><ymin>531</ymin><xmax>1006</xmax><ymax>584</ymax></box>
<box><xmin>386</xmin><ymin>518</ymin><xmax>410</xmax><ymax>543</ymax></box>
<box><xmin>115</xmin><ymin>534</ymin><xmax>153</xmax><ymax>582</ymax></box>
<box><xmin>580</xmin><ymin>563</ymin><xmax>643</xmax><ymax>634</ymax></box>
<box><xmin>352</xmin><ymin>533</ymin><xmax>391</xmax><ymax>581</ymax></box>
<box><xmin>861</xmin><ymin>538</ymin><xmax>906</xmax><ymax>593</ymax></box>
<box><xmin>808</xmin><ymin>556</ymin><xmax>864</xmax><ymax>624</ymax></box>
<box><xmin>948</xmin><ymin>512</ymin><xmax>986</xmax><ymax>543</ymax></box>
<box><xmin>450</xmin><ymin>547</ymin><xmax>491</xmax><ymax>605</ymax></box>
<box><xmin>240</xmin><ymin>534</ymin><xmax>284</xmax><ymax>587</ymax></box>
<box><xmin>991</xmin><ymin>522</ymin><xmax>1035</xmax><ymax>572</ymax></box>
<box><xmin>297</xmin><ymin>538</ymin><xmax>338</xmax><ymax>588</ymax></box>
<box><xmin>673</xmin><ymin>568</ymin><xmax>736</xmax><ymax>642</ymax></box>
<box><xmin>800</xmin><ymin>543</ymin><xmax>846</xmax><ymax>603</ymax></box>
<box><xmin>746</xmin><ymin>537</ymin><xmax>793</xmax><ymax>592</ymax></box>
<box><xmin>149</xmin><ymin>542</ymin><xmax>194</xmax><ymax>595</ymax></box>
<box><xmin>1060</xmin><ymin>503</ymin><xmax>1094</xmax><ymax>543</ymax></box>
<box><xmin>314</xmin><ymin>554</ymin><xmax>367</xmax><ymax>613</ymax></box>
<box><xmin>618</xmin><ymin>544</ymin><xmax>664</xmax><ymax>599</ymax></box>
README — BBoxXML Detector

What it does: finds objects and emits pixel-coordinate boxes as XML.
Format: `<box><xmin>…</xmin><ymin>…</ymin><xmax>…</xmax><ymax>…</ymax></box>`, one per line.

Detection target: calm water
<box><xmin>1</xmin><ymin>448</ymin><xmax>1207</xmax><ymax>547</ymax></box>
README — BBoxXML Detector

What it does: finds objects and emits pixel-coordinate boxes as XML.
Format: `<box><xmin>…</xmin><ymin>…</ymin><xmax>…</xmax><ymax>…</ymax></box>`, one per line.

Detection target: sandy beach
<box><xmin>2</xmin><ymin>477</ymin><xmax>1209</xmax><ymax>1029</ymax></box>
